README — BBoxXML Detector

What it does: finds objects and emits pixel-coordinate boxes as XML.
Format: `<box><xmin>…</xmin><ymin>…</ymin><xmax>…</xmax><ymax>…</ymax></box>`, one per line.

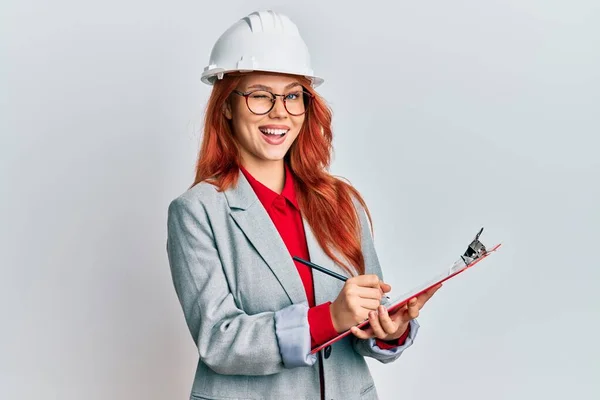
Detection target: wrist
<box><xmin>389</xmin><ymin>321</ymin><xmax>409</xmax><ymax>340</ymax></box>
<box><xmin>329</xmin><ymin>303</ymin><xmax>341</xmax><ymax>333</ymax></box>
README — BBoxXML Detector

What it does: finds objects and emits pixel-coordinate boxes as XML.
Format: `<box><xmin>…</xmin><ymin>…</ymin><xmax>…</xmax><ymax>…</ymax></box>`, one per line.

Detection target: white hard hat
<box><xmin>201</xmin><ymin>10</ymin><xmax>324</xmax><ymax>87</ymax></box>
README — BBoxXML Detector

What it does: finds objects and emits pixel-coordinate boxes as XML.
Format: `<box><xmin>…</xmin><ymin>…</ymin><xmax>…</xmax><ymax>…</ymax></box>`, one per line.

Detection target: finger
<box><xmin>377</xmin><ymin>305</ymin><xmax>397</xmax><ymax>335</ymax></box>
<box><xmin>387</xmin><ymin>303</ymin><xmax>407</xmax><ymax>318</ymax></box>
<box><xmin>392</xmin><ymin>299</ymin><xmax>416</xmax><ymax>323</ymax></box>
<box><xmin>350</xmin><ymin>325</ymin><xmax>374</xmax><ymax>340</ymax></box>
<box><xmin>417</xmin><ymin>284</ymin><xmax>442</xmax><ymax>306</ymax></box>
<box><xmin>350</xmin><ymin>274</ymin><xmax>381</xmax><ymax>289</ymax></box>
<box><xmin>406</xmin><ymin>297</ymin><xmax>420</xmax><ymax>319</ymax></box>
<box><xmin>424</xmin><ymin>283</ymin><xmax>442</xmax><ymax>298</ymax></box>
<box><xmin>356</xmin><ymin>286</ymin><xmax>385</xmax><ymax>301</ymax></box>
<box><xmin>357</xmin><ymin>298</ymin><xmax>381</xmax><ymax>311</ymax></box>
<box><xmin>369</xmin><ymin>311</ymin><xmax>387</xmax><ymax>339</ymax></box>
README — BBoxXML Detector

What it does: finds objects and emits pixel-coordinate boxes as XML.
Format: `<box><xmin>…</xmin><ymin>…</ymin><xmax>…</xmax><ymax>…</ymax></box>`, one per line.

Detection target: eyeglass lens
<box><xmin>246</xmin><ymin>91</ymin><xmax>308</xmax><ymax>115</ymax></box>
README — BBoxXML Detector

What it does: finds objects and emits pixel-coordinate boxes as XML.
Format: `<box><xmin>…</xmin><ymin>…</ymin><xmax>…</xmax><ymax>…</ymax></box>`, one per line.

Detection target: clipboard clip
<box><xmin>448</xmin><ymin>227</ymin><xmax>489</xmax><ymax>274</ymax></box>
<box><xmin>461</xmin><ymin>227</ymin><xmax>487</xmax><ymax>264</ymax></box>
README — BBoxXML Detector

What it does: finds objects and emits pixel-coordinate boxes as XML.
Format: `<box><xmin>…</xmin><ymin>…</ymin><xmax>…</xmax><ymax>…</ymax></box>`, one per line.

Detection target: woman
<box><xmin>167</xmin><ymin>10</ymin><xmax>440</xmax><ymax>400</ymax></box>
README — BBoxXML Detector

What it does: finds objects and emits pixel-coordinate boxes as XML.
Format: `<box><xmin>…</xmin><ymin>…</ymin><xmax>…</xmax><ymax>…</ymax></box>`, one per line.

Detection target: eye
<box><xmin>248</xmin><ymin>91</ymin><xmax>273</xmax><ymax>99</ymax></box>
<box><xmin>285</xmin><ymin>91</ymin><xmax>302</xmax><ymax>100</ymax></box>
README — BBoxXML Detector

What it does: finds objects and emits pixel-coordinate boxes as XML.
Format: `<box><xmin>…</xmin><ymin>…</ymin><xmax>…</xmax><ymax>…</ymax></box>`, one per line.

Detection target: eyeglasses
<box><xmin>232</xmin><ymin>88</ymin><xmax>313</xmax><ymax>116</ymax></box>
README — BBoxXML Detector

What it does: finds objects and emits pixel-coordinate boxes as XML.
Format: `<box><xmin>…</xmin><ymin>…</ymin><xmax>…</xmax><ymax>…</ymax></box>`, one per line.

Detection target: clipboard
<box><xmin>310</xmin><ymin>228</ymin><xmax>502</xmax><ymax>354</ymax></box>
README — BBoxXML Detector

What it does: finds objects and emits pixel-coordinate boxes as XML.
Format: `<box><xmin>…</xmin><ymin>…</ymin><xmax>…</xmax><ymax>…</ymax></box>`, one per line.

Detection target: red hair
<box><xmin>191</xmin><ymin>73</ymin><xmax>373</xmax><ymax>276</ymax></box>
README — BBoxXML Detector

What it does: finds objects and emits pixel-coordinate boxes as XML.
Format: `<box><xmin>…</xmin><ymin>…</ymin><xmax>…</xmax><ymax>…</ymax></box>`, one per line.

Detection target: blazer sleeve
<box><xmin>166</xmin><ymin>196</ymin><xmax>317</xmax><ymax>376</ymax></box>
<box><xmin>349</xmin><ymin>196</ymin><xmax>420</xmax><ymax>364</ymax></box>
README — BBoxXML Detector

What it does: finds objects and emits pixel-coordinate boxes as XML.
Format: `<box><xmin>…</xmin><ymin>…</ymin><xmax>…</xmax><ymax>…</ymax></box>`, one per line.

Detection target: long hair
<box><xmin>191</xmin><ymin>73</ymin><xmax>373</xmax><ymax>276</ymax></box>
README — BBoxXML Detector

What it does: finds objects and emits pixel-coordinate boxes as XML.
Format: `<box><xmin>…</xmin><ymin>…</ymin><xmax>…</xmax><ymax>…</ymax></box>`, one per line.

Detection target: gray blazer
<box><xmin>166</xmin><ymin>169</ymin><xmax>419</xmax><ymax>400</ymax></box>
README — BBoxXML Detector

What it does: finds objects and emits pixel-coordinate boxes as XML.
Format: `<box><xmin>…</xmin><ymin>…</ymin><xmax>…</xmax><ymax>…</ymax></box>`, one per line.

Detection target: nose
<box><xmin>268</xmin><ymin>95</ymin><xmax>288</xmax><ymax>119</ymax></box>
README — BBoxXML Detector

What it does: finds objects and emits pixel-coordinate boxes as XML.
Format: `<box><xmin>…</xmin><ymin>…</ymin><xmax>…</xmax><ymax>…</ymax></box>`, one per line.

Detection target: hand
<box><xmin>350</xmin><ymin>283</ymin><xmax>442</xmax><ymax>341</ymax></box>
<box><xmin>329</xmin><ymin>274</ymin><xmax>390</xmax><ymax>333</ymax></box>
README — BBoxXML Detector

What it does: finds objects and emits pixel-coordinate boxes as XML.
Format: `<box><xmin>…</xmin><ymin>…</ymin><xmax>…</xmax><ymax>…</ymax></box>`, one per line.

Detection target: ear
<box><xmin>222</xmin><ymin>100</ymin><xmax>232</xmax><ymax>120</ymax></box>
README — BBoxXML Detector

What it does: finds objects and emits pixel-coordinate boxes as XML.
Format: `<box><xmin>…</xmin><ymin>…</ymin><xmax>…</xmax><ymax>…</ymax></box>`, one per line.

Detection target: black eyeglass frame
<box><xmin>232</xmin><ymin>88</ymin><xmax>313</xmax><ymax>116</ymax></box>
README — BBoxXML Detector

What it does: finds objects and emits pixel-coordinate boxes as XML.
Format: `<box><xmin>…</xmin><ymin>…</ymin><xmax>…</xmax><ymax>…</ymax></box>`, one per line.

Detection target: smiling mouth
<box><xmin>259</xmin><ymin>127</ymin><xmax>289</xmax><ymax>137</ymax></box>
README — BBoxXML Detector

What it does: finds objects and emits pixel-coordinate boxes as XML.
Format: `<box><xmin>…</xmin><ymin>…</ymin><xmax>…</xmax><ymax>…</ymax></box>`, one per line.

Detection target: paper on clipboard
<box><xmin>310</xmin><ymin>228</ymin><xmax>502</xmax><ymax>354</ymax></box>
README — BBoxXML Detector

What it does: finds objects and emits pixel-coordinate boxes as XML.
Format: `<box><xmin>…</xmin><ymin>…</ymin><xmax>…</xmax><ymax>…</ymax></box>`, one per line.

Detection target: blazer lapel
<box><xmin>302</xmin><ymin>217</ymin><xmax>349</xmax><ymax>304</ymax></box>
<box><xmin>224</xmin><ymin>170</ymin><xmax>307</xmax><ymax>305</ymax></box>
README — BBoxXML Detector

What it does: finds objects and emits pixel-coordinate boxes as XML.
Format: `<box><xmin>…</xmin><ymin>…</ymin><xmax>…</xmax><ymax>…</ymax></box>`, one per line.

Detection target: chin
<box><xmin>263</xmin><ymin>154</ymin><xmax>287</xmax><ymax>162</ymax></box>
<box><xmin>261</xmin><ymin>149</ymin><xmax>290</xmax><ymax>161</ymax></box>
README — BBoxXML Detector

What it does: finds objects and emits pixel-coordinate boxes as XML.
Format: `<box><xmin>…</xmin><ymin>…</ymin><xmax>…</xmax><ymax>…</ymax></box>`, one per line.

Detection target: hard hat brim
<box><xmin>201</xmin><ymin>68</ymin><xmax>324</xmax><ymax>88</ymax></box>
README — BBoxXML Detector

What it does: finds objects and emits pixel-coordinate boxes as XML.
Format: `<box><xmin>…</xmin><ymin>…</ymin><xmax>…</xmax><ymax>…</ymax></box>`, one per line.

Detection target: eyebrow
<box><xmin>246</xmin><ymin>82</ymin><xmax>302</xmax><ymax>91</ymax></box>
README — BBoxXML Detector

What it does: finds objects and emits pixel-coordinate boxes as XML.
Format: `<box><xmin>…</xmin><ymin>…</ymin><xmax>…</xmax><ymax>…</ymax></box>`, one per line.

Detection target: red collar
<box><xmin>240</xmin><ymin>163</ymin><xmax>300</xmax><ymax>210</ymax></box>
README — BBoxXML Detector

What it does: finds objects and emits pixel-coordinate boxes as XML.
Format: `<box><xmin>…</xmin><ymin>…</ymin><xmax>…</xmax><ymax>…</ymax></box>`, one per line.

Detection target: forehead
<box><xmin>238</xmin><ymin>72</ymin><xmax>303</xmax><ymax>90</ymax></box>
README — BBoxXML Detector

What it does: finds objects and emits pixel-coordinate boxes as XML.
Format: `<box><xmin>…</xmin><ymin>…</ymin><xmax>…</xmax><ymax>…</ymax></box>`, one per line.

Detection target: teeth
<box><xmin>260</xmin><ymin>128</ymin><xmax>288</xmax><ymax>136</ymax></box>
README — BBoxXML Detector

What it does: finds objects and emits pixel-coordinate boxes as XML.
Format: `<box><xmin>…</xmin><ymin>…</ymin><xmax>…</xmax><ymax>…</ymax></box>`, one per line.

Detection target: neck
<box><xmin>240</xmin><ymin>158</ymin><xmax>286</xmax><ymax>194</ymax></box>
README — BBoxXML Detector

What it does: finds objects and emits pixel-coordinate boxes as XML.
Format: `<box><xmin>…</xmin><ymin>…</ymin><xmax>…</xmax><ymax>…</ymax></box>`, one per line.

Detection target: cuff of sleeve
<box><xmin>274</xmin><ymin>302</ymin><xmax>318</xmax><ymax>368</ymax></box>
<box><xmin>308</xmin><ymin>301</ymin><xmax>339</xmax><ymax>348</ymax></box>
<box><xmin>375</xmin><ymin>323</ymin><xmax>411</xmax><ymax>350</ymax></box>
<box><xmin>368</xmin><ymin>319</ymin><xmax>420</xmax><ymax>356</ymax></box>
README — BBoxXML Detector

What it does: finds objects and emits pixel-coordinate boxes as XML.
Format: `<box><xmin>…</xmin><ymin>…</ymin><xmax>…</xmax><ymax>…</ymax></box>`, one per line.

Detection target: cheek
<box><xmin>291</xmin><ymin>117</ymin><xmax>305</xmax><ymax>135</ymax></box>
<box><xmin>230</xmin><ymin>101</ymin><xmax>256</xmax><ymax>129</ymax></box>
<box><xmin>231</xmin><ymin>114</ymin><xmax>259</xmax><ymax>138</ymax></box>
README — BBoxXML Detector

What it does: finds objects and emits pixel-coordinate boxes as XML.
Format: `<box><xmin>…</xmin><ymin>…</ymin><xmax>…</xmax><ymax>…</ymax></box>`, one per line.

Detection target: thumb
<box><xmin>379</xmin><ymin>282</ymin><xmax>392</xmax><ymax>293</ymax></box>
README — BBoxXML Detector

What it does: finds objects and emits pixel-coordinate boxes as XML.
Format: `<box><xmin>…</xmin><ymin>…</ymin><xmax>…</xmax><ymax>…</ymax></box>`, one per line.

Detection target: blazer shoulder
<box><xmin>168</xmin><ymin>180</ymin><xmax>224</xmax><ymax>213</ymax></box>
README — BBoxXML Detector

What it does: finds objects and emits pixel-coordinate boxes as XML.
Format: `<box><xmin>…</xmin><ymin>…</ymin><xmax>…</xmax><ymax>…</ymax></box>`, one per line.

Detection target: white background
<box><xmin>2</xmin><ymin>1</ymin><xmax>599</xmax><ymax>399</ymax></box>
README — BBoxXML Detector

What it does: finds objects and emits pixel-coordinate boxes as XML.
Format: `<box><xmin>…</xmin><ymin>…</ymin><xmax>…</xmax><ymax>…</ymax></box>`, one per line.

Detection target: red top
<box><xmin>240</xmin><ymin>164</ymin><xmax>408</xmax><ymax>350</ymax></box>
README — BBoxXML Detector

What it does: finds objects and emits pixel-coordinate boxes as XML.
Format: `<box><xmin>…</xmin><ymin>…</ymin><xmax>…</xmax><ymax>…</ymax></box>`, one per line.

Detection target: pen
<box><xmin>293</xmin><ymin>256</ymin><xmax>348</xmax><ymax>281</ymax></box>
<box><xmin>292</xmin><ymin>256</ymin><xmax>390</xmax><ymax>300</ymax></box>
